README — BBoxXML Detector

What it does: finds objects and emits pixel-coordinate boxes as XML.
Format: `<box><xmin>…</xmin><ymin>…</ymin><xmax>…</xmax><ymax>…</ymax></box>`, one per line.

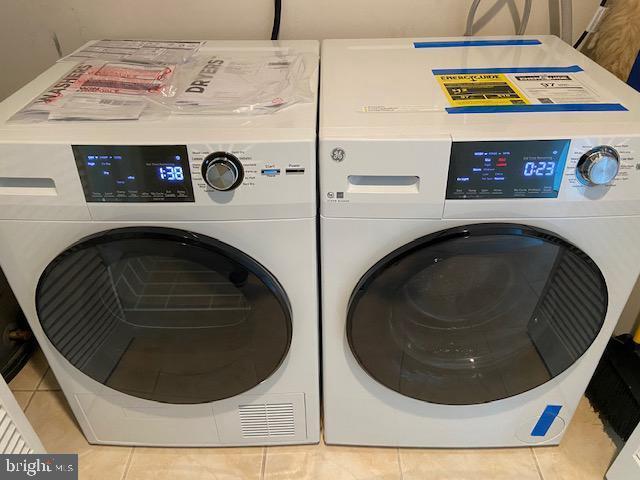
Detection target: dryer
<box><xmin>0</xmin><ymin>40</ymin><xmax>320</xmax><ymax>447</ymax></box>
<box><xmin>320</xmin><ymin>36</ymin><xmax>640</xmax><ymax>447</ymax></box>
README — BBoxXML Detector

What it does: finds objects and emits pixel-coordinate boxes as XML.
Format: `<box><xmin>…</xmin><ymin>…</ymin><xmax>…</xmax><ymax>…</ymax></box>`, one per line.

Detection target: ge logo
<box><xmin>331</xmin><ymin>148</ymin><xmax>346</xmax><ymax>162</ymax></box>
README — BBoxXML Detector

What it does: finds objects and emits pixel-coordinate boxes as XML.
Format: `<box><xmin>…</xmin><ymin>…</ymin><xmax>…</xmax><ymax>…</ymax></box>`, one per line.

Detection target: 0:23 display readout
<box><xmin>446</xmin><ymin>139</ymin><xmax>571</xmax><ymax>199</ymax></box>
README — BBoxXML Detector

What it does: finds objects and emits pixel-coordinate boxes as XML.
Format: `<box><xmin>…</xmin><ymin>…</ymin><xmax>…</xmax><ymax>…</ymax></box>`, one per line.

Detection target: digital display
<box><xmin>446</xmin><ymin>140</ymin><xmax>571</xmax><ymax>199</ymax></box>
<box><xmin>73</xmin><ymin>145</ymin><xmax>194</xmax><ymax>202</ymax></box>
<box><xmin>158</xmin><ymin>166</ymin><xmax>184</xmax><ymax>181</ymax></box>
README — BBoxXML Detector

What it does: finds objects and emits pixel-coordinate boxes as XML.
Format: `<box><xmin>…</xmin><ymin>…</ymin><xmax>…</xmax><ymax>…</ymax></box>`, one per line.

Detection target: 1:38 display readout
<box><xmin>158</xmin><ymin>166</ymin><xmax>185</xmax><ymax>181</ymax></box>
<box><xmin>72</xmin><ymin>145</ymin><xmax>194</xmax><ymax>202</ymax></box>
<box><xmin>446</xmin><ymin>140</ymin><xmax>570</xmax><ymax>199</ymax></box>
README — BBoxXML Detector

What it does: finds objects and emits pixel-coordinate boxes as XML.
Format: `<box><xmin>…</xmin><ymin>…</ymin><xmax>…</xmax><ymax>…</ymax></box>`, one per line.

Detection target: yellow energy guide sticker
<box><xmin>436</xmin><ymin>73</ymin><xmax>529</xmax><ymax>107</ymax></box>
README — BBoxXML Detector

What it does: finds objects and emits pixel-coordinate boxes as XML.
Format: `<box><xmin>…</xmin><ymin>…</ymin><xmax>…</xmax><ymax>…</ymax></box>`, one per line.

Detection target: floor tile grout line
<box><xmin>33</xmin><ymin>367</ymin><xmax>50</xmax><ymax>391</ymax></box>
<box><xmin>530</xmin><ymin>447</ymin><xmax>545</xmax><ymax>480</ymax></box>
<box><xmin>120</xmin><ymin>447</ymin><xmax>135</xmax><ymax>480</ymax></box>
<box><xmin>21</xmin><ymin>390</ymin><xmax>36</xmax><ymax>413</ymax></box>
<box><xmin>396</xmin><ymin>448</ymin><xmax>404</xmax><ymax>480</ymax></box>
<box><xmin>260</xmin><ymin>446</ymin><xmax>267</xmax><ymax>480</ymax></box>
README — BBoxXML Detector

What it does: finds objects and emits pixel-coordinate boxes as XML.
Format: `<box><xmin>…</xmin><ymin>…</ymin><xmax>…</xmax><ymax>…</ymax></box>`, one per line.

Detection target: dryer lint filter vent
<box><xmin>239</xmin><ymin>403</ymin><xmax>296</xmax><ymax>438</ymax></box>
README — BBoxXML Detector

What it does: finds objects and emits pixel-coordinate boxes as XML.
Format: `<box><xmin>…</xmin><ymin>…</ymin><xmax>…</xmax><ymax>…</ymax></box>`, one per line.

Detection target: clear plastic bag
<box><xmin>61</xmin><ymin>39</ymin><xmax>204</xmax><ymax>65</ymax></box>
<box><xmin>164</xmin><ymin>52</ymin><xmax>317</xmax><ymax>115</ymax></box>
<box><xmin>9</xmin><ymin>50</ymin><xmax>317</xmax><ymax>122</ymax></box>
<box><xmin>9</xmin><ymin>60</ymin><xmax>176</xmax><ymax>122</ymax></box>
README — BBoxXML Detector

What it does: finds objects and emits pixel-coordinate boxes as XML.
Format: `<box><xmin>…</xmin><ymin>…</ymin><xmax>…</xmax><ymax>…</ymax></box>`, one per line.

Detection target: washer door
<box><xmin>347</xmin><ymin>223</ymin><xmax>608</xmax><ymax>405</ymax></box>
<box><xmin>36</xmin><ymin>227</ymin><xmax>292</xmax><ymax>404</ymax></box>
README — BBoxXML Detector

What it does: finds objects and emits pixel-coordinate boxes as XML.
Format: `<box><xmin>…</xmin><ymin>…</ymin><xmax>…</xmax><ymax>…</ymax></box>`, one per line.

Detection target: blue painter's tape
<box><xmin>414</xmin><ymin>39</ymin><xmax>541</xmax><ymax>49</ymax></box>
<box><xmin>531</xmin><ymin>405</ymin><xmax>562</xmax><ymax>437</ymax></box>
<box><xmin>445</xmin><ymin>103</ymin><xmax>628</xmax><ymax>114</ymax></box>
<box><xmin>432</xmin><ymin>65</ymin><xmax>584</xmax><ymax>75</ymax></box>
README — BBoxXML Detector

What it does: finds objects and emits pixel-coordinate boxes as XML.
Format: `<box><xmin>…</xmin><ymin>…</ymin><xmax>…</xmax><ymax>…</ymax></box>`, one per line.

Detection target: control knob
<box><xmin>202</xmin><ymin>152</ymin><xmax>244</xmax><ymax>191</ymax></box>
<box><xmin>576</xmin><ymin>146</ymin><xmax>620</xmax><ymax>186</ymax></box>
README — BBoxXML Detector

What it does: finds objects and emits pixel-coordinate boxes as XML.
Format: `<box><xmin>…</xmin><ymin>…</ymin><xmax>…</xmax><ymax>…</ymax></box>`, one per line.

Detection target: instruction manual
<box><xmin>62</xmin><ymin>39</ymin><xmax>204</xmax><ymax>64</ymax></box>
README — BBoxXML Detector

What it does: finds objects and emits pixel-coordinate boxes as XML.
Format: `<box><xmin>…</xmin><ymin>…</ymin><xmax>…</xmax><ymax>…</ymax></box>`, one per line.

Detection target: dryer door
<box><xmin>347</xmin><ymin>223</ymin><xmax>608</xmax><ymax>405</ymax></box>
<box><xmin>36</xmin><ymin>227</ymin><xmax>292</xmax><ymax>404</ymax></box>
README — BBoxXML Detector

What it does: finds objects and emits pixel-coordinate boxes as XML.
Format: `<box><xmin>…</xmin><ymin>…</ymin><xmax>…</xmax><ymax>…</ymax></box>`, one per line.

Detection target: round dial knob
<box><xmin>202</xmin><ymin>152</ymin><xmax>244</xmax><ymax>191</ymax></box>
<box><xmin>576</xmin><ymin>146</ymin><xmax>620</xmax><ymax>186</ymax></box>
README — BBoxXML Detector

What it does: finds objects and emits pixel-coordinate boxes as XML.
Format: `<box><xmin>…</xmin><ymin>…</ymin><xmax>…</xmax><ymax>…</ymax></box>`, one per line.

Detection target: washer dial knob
<box><xmin>202</xmin><ymin>152</ymin><xmax>244</xmax><ymax>191</ymax></box>
<box><xmin>576</xmin><ymin>146</ymin><xmax>620</xmax><ymax>186</ymax></box>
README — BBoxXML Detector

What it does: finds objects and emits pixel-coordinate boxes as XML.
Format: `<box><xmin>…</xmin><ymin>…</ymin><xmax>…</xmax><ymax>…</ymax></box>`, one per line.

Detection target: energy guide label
<box><xmin>436</xmin><ymin>74</ymin><xmax>528</xmax><ymax>107</ymax></box>
<box><xmin>509</xmin><ymin>74</ymin><xmax>602</xmax><ymax>104</ymax></box>
<box><xmin>434</xmin><ymin>68</ymin><xmax>613</xmax><ymax>108</ymax></box>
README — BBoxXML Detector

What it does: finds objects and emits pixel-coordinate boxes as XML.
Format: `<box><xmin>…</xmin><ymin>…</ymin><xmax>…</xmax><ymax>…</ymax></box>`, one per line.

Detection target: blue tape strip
<box><xmin>414</xmin><ymin>39</ymin><xmax>541</xmax><ymax>49</ymax></box>
<box><xmin>531</xmin><ymin>405</ymin><xmax>562</xmax><ymax>437</ymax></box>
<box><xmin>433</xmin><ymin>65</ymin><xmax>584</xmax><ymax>75</ymax></box>
<box><xmin>445</xmin><ymin>103</ymin><xmax>628</xmax><ymax>114</ymax></box>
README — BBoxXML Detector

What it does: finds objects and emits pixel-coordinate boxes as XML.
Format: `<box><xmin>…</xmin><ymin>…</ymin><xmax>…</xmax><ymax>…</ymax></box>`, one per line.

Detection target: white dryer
<box><xmin>0</xmin><ymin>40</ymin><xmax>320</xmax><ymax>447</ymax></box>
<box><xmin>320</xmin><ymin>36</ymin><xmax>640</xmax><ymax>447</ymax></box>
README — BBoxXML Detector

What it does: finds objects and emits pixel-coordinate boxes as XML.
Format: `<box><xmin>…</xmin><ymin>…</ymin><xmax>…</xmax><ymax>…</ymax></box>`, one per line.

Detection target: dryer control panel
<box><xmin>0</xmin><ymin>140</ymin><xmax>314</xmax><ymax>221</ymax></box>
<box><xmin>73</xmin><ymin>145</ymin><xmax>195</xmax><ymax>203</ymax></box>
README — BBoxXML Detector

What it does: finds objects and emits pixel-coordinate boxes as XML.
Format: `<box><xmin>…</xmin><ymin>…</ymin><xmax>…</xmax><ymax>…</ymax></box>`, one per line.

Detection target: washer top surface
<box><xmin>0</xmin><ymin>40</ymin><xmax>319</xmax><ymax>145</ymax></box>
<box><xmin>320</xmin><ymin>36</ymin><xmax>640</xmax><ymax>140</ymax></box>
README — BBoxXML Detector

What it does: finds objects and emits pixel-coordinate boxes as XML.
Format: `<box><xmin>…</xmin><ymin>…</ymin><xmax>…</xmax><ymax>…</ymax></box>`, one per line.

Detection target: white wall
<box><xmin>1</xmin><ymin>0</ymin><xmax>600</xmax><ymax>100</ymax></box>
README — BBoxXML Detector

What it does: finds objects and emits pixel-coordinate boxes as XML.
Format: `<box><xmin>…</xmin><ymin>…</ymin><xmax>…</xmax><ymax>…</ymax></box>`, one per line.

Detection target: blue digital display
<box><xmin>523</xmin><ymin>161</ymin><xmax>555</xmax><ymax>177</ymax></box>
<box><xmin>73</xmin><ymin>145</ymin><xmax>194</xmax><ymax>202</ymax></box>
<box><xmin>446</xmin><ymin>140</ymin><xmax>571</xmax><ymax>199</ymax></box>
<box><xmin>158</xmin><ymin>166</ymin><xmax>185</xmax><ymax>182</ymax></box>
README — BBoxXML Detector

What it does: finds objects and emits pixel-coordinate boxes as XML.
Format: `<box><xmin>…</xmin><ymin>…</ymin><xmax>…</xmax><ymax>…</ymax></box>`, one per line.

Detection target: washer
<box><xmin>0</xmin><ymin>40</ymin><xmax>320</xmax><ymax>447</ymax></box>
<box><xmin>320</xmin><ymin>36</ymin><xmax>640</xmax><ymax>447</ymax></box>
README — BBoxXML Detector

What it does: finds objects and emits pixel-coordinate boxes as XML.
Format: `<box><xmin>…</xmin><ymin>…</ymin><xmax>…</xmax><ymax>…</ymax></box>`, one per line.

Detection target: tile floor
<box><xmin>9</xmin><ymin>350</ymin><xmax>622</xmax><ymax>480</ymax></box>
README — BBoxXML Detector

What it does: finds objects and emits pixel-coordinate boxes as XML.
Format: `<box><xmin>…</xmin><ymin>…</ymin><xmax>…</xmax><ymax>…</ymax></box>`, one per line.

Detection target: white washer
<box><xmin>0</xmin><ymin>40</ymin><xmax>320</xmax><ymax>447</ymax></box>
<box><xmin>320</xmin><ymin>36</ymin><xmax>640</xmax><ymax>447</ymax></box>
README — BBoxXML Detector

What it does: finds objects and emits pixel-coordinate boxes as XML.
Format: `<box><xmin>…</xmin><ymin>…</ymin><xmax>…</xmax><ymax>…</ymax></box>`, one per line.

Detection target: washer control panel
<box><xmin>446</xmin><ymin>140</ymin><xmax>571</xmax><ymax>199</ymax></box>
<box><xmin>575</xmin><ymin>146</ymin><xmax>620</xmax><ymax>186</ymax></box>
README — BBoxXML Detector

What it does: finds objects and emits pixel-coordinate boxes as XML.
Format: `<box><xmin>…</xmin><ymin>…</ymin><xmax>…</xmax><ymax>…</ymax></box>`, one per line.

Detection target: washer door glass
<box><xmin>347</xmin><ymin>223</ymin><xmax>608</xmax><ymax>405</ymax></box>
<box><xmin>36</xmin><ymin>227</ymin><xmax>292</xmax><ymax>404</ymax></box>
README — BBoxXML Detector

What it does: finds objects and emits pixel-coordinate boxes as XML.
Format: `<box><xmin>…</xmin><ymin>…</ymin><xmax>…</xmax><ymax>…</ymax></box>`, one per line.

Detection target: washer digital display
<box><xmin>73</xmin><ymin>145</ymin><xmax>194</xmax><ymax>202</ymax></box>
<box><xmin>446</xmin><ymin>140</ymin><xmax>571</xmax><ymax>199</ymax></box>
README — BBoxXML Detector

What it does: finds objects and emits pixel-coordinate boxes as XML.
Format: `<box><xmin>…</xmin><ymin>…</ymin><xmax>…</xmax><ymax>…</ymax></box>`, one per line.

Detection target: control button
<box><xmin>576</xmin><ymin>146</ymin><xmax>620</xmax><ymax>186</ymax></box>
<box><xmin>201</xmin><ymin>152</ymin><xmax>244</xmax><ymax>191</ymax></box>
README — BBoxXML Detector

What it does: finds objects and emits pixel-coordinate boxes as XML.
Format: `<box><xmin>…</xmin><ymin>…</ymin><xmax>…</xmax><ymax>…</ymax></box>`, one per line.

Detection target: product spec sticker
<box><xmin>509</xmin><ymin>73</ymin><xmax>602</xmax><ymax>104</ymax></box>
<box><xmin>436</xmin><ymin>73</ymin><xmax>528</xmax><ymax>107</ymax></box>
<box><xmin>434</xmin><ymin>69</ymin><xmax>610</xmax><ymax>107</ymax></box>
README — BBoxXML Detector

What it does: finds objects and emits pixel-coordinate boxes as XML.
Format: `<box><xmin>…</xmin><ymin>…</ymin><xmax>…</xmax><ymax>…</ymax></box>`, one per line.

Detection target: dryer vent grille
<box><xmin>238</xmin><ymin>403</ymin><xmax>296</xmax><ymax>438</ymax></box>
<box><xmin>0</xmin><ymin>406</ymin><xmax>34</xmax><ymax>454</ymax></box>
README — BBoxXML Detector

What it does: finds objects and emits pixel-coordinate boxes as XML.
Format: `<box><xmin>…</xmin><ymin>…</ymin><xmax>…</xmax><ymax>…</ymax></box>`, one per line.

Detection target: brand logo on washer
<box><xmin>330</xmin><ymin>148</ymin><xmax>346</xmax><ymax>162</ymax></box>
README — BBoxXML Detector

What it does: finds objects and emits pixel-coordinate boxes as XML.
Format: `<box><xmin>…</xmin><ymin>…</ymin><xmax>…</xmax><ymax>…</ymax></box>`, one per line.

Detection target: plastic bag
<box><xmin>165</xmin><ymin>52</ymin><xmax>317</xmax><ymax>115</ymax></box>
<box><xmin>61</xmin><ymin>39</ymin><xmax>204</xmax><ymax>65</ymax></box>
<box><xmin>9</xmin><ymin>60</ymin><xmax>176</xmax><ymax>122</ymax></box>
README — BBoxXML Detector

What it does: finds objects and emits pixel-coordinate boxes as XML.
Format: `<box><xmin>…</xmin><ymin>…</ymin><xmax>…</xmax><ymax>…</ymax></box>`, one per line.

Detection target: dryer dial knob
<box><xmin>576</xmin><ymin>146</ymin><xmax>620</xmax><ymax>186</ymax></box>
<box><xmin>202</xmin><ymin>152</ymin><xmax>244</xmax><ymax>191</ymax></box>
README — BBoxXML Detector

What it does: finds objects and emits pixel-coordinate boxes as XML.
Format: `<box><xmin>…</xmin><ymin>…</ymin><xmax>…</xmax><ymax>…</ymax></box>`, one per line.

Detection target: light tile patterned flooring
<box><xmin>9</xmin><ymin>350</ymin><xmax>622</xmax><ymax>480</ymax></box>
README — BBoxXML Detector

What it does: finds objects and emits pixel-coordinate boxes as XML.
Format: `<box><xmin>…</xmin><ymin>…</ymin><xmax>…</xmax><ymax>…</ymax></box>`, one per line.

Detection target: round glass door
<box><xmin>347</xmin><ymin>223</ymin><xmax>608</xmax><ymax>405</ymax></box>
<box><xmin>36</xmin><ymin>227</ymin><xmax>292</xmax><ymax>404</ymax></box>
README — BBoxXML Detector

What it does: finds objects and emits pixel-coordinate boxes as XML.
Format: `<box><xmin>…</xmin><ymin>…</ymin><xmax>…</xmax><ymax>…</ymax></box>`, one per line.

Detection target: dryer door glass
<box><xmin>36</xmin><ymin>227</ymin><xmax>292</xmax><ymax>404</ymax></box>
<box><xmin>347</xmin><ymin>223</ymin><xmax>608</xmax><ymax>405</ymax></box>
